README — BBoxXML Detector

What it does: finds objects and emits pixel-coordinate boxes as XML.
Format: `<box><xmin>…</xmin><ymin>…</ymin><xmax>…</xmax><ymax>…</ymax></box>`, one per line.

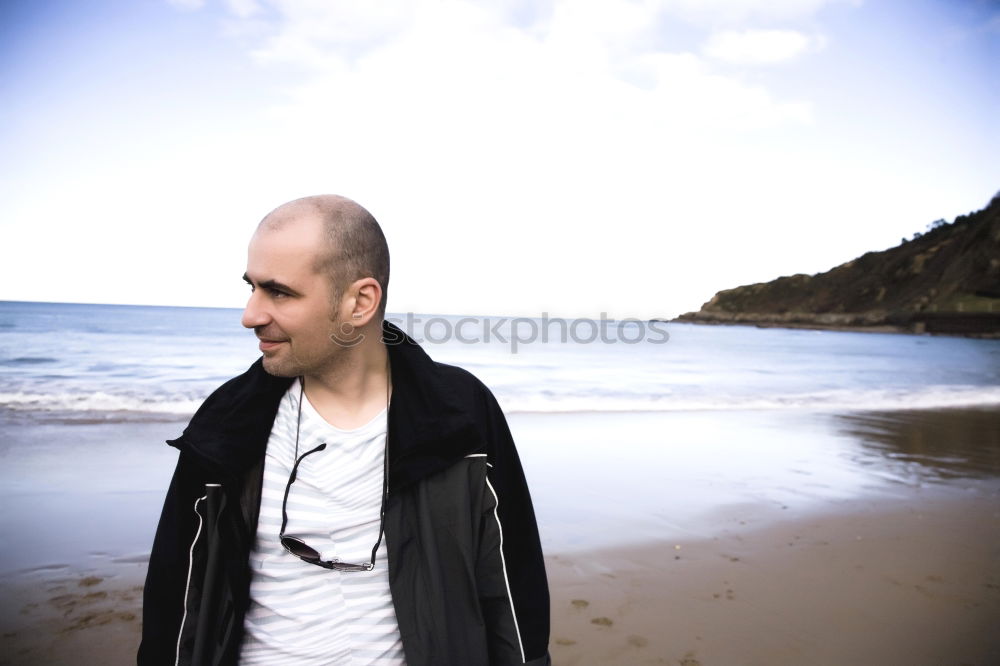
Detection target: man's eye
<box><xmin>268</xmin><ymin>288</ymin><xmax>287</xmax><ymax>298</ymax></box>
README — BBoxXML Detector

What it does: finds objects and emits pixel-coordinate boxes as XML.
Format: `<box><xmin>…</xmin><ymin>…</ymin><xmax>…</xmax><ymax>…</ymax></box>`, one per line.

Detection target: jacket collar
<box><xmin>170</xmin><ymin>321</ymin><xmax>486</xmax><ymax>489</ymax></box>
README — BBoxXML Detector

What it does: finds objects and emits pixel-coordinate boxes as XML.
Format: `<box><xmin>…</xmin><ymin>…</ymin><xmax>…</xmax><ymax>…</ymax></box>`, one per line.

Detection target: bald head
<box><xmin>258</xmin><ymin>195</ymin><xmax>390</xmax><ymax>315</ymax></box>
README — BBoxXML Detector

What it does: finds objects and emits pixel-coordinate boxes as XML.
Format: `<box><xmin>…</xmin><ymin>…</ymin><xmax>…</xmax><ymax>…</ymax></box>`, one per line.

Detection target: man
<box><xmin>139</xmin><ymin>195</ymin><xmax>550</xmax><ymax>665</ymax></box>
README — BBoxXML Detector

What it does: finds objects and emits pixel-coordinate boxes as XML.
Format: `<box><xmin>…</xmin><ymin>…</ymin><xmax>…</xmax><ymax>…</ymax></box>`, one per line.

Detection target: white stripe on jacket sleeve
<box><xmin>176</xmin><ymin>492</ymin><xmax>208</xmax><ymax>666</ymax></box>
<box><xmin>484</xmin><ymin>474</ymin><xmax>526</xmax><ymax>664</ymax></box>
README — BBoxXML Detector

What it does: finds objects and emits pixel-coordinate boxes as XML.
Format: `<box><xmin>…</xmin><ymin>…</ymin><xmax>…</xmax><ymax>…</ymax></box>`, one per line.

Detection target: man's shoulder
<box><xmin>432</xmin><ymin>359</ymin><xmax>485</xmax><ymax>389</ymax></box>
<box><xmin>426</xmin><ymin>359</ymin><xmax>500</xmax><ymax>411</ymax></box>
<box><xmin>199</xmin><ymin>358</ymin><xmax>291</xmax><ymax>413</ymax></box>
<box><xmin>176</xmin><ymin>358</ymin><xmax>292</xmax><ymax>452</ymax></box>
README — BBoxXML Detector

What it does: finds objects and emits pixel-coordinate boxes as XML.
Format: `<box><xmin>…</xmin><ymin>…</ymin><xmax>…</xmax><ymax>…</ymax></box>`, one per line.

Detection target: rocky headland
<box><xmin>676</xmin><ymin>193</ymin><xmax>1000</xmax><ymax>337</ymax></box>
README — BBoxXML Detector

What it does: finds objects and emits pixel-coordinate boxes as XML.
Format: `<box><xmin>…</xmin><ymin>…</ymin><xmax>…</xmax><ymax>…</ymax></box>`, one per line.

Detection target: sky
<box><xmin>1</xmin><ymin>0</ymin><xmax>997</xmax><ymax>319</ymax></box>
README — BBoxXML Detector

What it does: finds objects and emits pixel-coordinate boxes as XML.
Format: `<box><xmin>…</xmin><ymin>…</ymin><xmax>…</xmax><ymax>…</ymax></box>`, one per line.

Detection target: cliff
<box><xmin>676</xmin><ymin>193</ymin><xmax>1000</xmax><ymax>337</ymax></box>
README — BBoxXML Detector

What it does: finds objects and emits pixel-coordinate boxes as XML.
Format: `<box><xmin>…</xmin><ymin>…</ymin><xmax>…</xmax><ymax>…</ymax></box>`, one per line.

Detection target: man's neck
<box><xmin>302</xmin><ymin>335</ymin><xmax>391</xmax><ymax>430</ymax></box>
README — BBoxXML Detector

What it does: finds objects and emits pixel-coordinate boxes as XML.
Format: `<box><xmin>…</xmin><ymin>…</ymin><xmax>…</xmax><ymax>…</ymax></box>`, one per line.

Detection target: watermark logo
<box><xmin>329</xmin><ymin>320</ymin><xmax>366</xmax><ymax>348</ymax></box>
<box><xmin>369</xmin><ymin>312</ymin><xmax>670</xmax><ymax>353</ymax></box>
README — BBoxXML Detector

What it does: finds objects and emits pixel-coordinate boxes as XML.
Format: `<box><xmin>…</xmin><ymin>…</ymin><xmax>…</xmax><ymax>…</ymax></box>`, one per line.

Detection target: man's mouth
<box><xmin>258</xmin><ymin>338</ymin><xmax>287</xmax><ymax>351</ymax></box>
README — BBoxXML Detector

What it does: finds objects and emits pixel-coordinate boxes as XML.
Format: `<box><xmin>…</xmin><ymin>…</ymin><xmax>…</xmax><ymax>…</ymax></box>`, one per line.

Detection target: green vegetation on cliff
<box><xmin>678</xmin><ymin>192</ymin><xmax>1000</xmax><ymax>336</ymax></box>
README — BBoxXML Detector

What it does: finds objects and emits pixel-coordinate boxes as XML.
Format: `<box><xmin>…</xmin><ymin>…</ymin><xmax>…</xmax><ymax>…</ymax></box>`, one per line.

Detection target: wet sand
<box><xmin>3</xmin><ymin>491</ymin><xmax>997</xmax><ymax>666</ymax></box>
<box><xmin>0</xmin><ymin>562</ymin><xmax>146</xmax><ymax>666</ymax></box>
<box><xmin>1</xmin><ymin>406</ymin><xmax>998</xmax><ymax>664</ymax></box>
<box><xmin>548</xmin><ymin>492</ymin><xmax>1000</xmax><ymax>665</ymax></box>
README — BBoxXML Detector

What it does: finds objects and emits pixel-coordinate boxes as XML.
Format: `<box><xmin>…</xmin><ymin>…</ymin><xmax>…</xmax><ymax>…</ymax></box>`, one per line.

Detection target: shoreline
<box><xmin>2</xmin><ymin>405</ymin><xmax>999</xmax><ymax>664</ymax></box>
<box><xmin>671</xmin><ymin>314</ymin><xmax>1000</xmax><ymax>339</ymax></box>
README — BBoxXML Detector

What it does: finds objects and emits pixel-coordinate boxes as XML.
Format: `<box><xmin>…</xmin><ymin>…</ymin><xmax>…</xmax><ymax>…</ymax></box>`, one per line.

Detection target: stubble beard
<box><xmin>259</xmin><ymin>318</ymin><xmax>352</xmax><ymax>379</ymax></box>
<box><xmin>260</xmin><ymin>351</ymin><xmax>298</xmax><ymax>378</ymax></box>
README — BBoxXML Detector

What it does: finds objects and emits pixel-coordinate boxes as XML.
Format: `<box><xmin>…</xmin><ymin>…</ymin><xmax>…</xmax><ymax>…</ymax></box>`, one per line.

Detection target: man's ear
<box><xmin>347</xmin><ymin>278</ymin><xmax>382</xmax><ymax>325</ymax></box>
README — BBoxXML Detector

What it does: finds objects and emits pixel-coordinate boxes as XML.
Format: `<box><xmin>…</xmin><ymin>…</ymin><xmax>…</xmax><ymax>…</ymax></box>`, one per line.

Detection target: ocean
<box><xmin>2</xmin><ymin>300</ymin><xmax>999</xmax><ymax>420</ymax></box>
<box><xmin>1</xmin><ymin>300</ymin><xmax>999</xmax><ymax>573</ymax></box>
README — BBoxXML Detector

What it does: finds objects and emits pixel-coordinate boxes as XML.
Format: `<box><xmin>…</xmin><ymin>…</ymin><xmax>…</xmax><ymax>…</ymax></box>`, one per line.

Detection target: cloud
<box><xmin>229</xmin><ymin>1</ymin><xmax>813</xmax><ymax>129</ymax></box>
<box><xmin>224</xmin><ymin>0</ymin><xmax>262</xmax><ymax>19</ymax></box>
<box><xmin>249</xmin><ymin>0</ymin><xmax>417</xmax><ymax>65</ymax></box>
<box><xmin>663</xmin><ymin>0</ymin><xmax>858</xmax><ymax>25</ymax></box>
<box><xmin>703</xmin><ymin>28</ymin><xmax>825</xmax><ymax>64</ymax></box>
<box><xmin>165</xmin><ymin>0</ymin><xmax>205</xmax><ymax>10</ymax></box>
<box><xmin>147</xmin><ymin>0</ymin><xmax>844</xmax><ymax>315</ymax></box>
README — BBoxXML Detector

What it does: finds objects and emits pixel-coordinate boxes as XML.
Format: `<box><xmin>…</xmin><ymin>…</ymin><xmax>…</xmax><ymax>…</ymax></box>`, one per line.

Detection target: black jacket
<box><xmin>139</xmin><ymin>322</ymin><xmax>551</xmax><ymax>665</ymax></box>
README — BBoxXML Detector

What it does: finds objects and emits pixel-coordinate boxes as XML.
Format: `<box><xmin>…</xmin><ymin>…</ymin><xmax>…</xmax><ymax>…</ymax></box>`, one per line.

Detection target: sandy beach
<box><xmin>2</xmin><ymin>492</ymin><xmax>997</xmax><ymax>665</ymax></box>
<box><xmin>1</xmin><ymin>406</ymin><xmax>998</xmax><ymax>665</ymax></box>
<box><xmin>548</xmin><ymin>493</ymin><xmax>1000</xmax><ymax>665</ymax></box>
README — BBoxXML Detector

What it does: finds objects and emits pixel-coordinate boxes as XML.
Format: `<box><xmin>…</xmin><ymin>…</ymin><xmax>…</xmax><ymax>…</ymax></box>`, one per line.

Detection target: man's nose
<box><xmin>241</xmin><ymin>291</ymin><xmax>269</xmax><ymax>329</ymax></box>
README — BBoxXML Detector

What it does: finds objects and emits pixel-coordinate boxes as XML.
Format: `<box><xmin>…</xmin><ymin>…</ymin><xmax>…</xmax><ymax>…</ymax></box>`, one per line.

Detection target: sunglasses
<box><xmin>279</xmin><ymin>442</ymin><xmax>387</xmax><ymax>572</ymax></box>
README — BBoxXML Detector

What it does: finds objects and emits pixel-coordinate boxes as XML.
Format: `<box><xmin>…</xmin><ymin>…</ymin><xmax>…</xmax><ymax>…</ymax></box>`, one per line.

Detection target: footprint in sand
<box><xmin>554</xmin><ymin>638</ymin><xmax>576</xmax><ymax>646</ymax></box>
<box><xmin>570</xmin><ymin>599</ymin><xmax>589</xmax><ymax>609</ymax></box>
<box><xmin>626</xmin><ymin>634</ymin><xmax>648</xmax><ymax>648</ymax></box>
<box><xmin>679</xmin><ymin>651</ymin><xmax>702</xmax><ymax>666</ymax></box>
<box><xmin>590</xmin><ymin>617</ymin><xmax>613</xmax><ymax>627</ymax></box>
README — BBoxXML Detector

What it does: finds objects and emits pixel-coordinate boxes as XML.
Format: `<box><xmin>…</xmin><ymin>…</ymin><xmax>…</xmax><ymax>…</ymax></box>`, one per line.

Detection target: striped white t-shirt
<box><xmin>239</xmin><ymin>379</ymin><xmax>406</xmax><ymax>665</ymax></box>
